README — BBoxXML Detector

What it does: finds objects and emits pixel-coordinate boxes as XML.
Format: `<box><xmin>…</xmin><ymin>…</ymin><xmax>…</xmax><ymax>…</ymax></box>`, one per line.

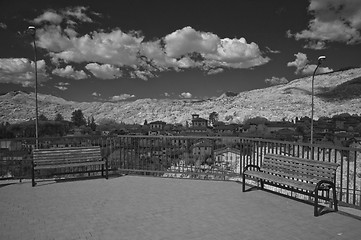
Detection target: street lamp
<box><xmin>28</xmin><ymin>26</ymin><xmax>39</xmax><ymax>149</ymax></box>
<box><xmin>310</xmin><ymin>55</ymin><xmax>326</xmax><ymax>145</ymax></box>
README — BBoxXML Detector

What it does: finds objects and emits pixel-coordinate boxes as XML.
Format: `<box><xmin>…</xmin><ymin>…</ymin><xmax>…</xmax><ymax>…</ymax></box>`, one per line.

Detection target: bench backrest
<box><xmin>262</xmin><ymin>153</ymin><xmax>339</xmax><ymax>184</ymax></box>
<box><xmin>33</xmin><ymin>146</ymin><xmax>102</xmax><ymax>166</ymax></box>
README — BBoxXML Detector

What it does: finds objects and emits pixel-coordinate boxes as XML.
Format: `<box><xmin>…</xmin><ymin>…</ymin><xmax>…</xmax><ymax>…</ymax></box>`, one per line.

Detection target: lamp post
<box><xmin>310</xmin><ymin>55</ymin><xmax>326</xmax><ymax>145</ymax></box>
<box><xmin>28</xmin><ymin>26</ymin><xmax>39</xmax><ymax>149</ymax></box>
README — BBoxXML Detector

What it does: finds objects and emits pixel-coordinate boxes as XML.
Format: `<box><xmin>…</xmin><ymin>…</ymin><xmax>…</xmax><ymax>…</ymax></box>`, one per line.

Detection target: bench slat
<box><xmin>262</xmin><ymin>161</ymin><xmax>336</xmax><ymax>179</ymax></box>
<box><xmin>260</xmin><ymin>167</ymin><xmax>334</xmax><ymax>184</ymax></box>
<box><xmin>244</xmin><ymin>170</ymin><xmax>316</xmax><ymax>192</ymax></box>
<box><xmin>266</xmin><ymin>154</ymin><xmax>339</xmax><ymax>169</ymax></box>
<box><xmin>34</xmin><ymin>160</ymin><xmax>106</xmax><ymax>170</ymax></box>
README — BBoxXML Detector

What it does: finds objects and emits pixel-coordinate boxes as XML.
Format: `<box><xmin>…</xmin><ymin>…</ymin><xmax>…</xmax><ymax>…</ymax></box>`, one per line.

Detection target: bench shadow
<box><xmin>34</xmin><ymin>173</ymin><xmax>126</xmax><ymax>187</ymax></box>
<box><xmin>241</xmin><ymin>183</ymin><xmax>339</xmax><ymax>216</ymax></box>
<box><xmin>0</xmin><ymin>182</ymin><xmax>16</xmax><ymax>188</ymax></box>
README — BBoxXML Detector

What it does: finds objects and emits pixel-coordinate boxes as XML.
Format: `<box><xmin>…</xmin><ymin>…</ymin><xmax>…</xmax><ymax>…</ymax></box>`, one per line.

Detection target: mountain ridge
<box><xmin>1</xmin><ymin>68</ymin><xmax>361</xmax><ymax>124</ymax></box>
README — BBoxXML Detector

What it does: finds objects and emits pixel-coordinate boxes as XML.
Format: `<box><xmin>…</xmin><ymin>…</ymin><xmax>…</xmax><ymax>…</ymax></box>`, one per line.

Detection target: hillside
<box><xmin>1</xmin><ymin>68</ymin><xmax>361</xmax><ymax>124</ymax></box>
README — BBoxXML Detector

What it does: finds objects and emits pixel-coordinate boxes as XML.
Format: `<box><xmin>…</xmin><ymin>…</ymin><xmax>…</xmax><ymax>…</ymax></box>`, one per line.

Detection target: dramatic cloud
<box><xmin>207</xmin><ymin>68</ymin><xmax>224</xmax><ymax>75</ymax></box>
<box><xmin>266</xmin><ymin>46</ymin><xmax>281</xmax><ymax>53</ymax></box>
<box><xmin>0</xmin><ymin>22</ymin><xmax>7</xmax><ymax>29</ymax></box>
<box><xmin>287</xmin><ymin>52</ymin><xmax>333</xmax><ymax>75</ymax></box>
<box><xmin>265</xmin><ymin>76</ymin><xmax>289</xmax><ymax>86</ymax></box>
<box><xmin>33</xmin><ymin>7</ymin><xmax>95</xmax><ymax>25</ymax></box>
<box><xmin>0</xmin><ymin>58</ymin><xmax>48</xmax><ymax>87</ymax></box>
<box><xmin>130</xmin><ymin>70</ymin><xmax>155</xmax><ymax>81</ymax></box>
<box><xmin>164</xmin><ymin>26</ymin><xmax>219</xmax><ymax>58</ymax></box>
<box><xmin>164</xmin><ymin>27</ymin><xmax>270</xmax><ymax>71</ymax></box>
<box><xmin>85</xmin><ymin>63</ymin><xmax>122</xmax><ymax>79</ymax></box>
<box><xmin>109</xmin><ymin>94</ymin><xmax>135</xmax><ymax>101</ymax></box>
<box><xmin>47</xmin><ymin>29</ymin><xmax>143</xmax><ymax>66</ymax></box>
<box><xmin>33</xmin><ymin>11</ymin><xmax>63</xmax><ymax>25</ymax></box>
<box><xmin>61</xmin><ymin>6</ymin><xmax>93</xmax><ymax>24</ymax></box>
<box><xmin>288</xmin><ymin>0</ymin><xmax>361</xmax><ymax>48</ymax></box>
<box><xmin>32</xmin><ymin>11</ymin><xmax>270</xmax><ymax>80</ymax></box>
<box><xmin>54</xmin><ymin>82</ymin><xmax>70</xmax><ymax>91</ymax></box>
<box><xmin>179</xmin><ymin>92</ymin><xmax>192</xmax><ymax>98</ymax></box>
<box><xmin>52</xmin><ymin>65</ymin><xmax>88</xmax><ymax>79</ymax></box>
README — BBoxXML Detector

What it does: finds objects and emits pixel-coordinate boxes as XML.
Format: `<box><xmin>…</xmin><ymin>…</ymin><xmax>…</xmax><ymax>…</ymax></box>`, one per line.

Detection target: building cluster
<box><xmin>121</xmin><ymin>113</ymin><xmax>361</xmax><ymax>147</ymax></box>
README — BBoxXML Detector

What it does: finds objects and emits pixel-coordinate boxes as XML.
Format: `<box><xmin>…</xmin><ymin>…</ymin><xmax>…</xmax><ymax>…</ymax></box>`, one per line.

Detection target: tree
<box><xmin>209</xmin><ymin>112</ymin><xmax>219</xmax><ymax>126</ymax></box>
<box><xmin>143</xmin><ymin>119</ymin><xmax>148</xmax><ymax>125</ymax></box>
<box><xmin>38</xmin><ymin>114</ymin><xmax>48</xmax><ymax>121</ymax></box>
<box><xmin>54</xmin><ymin>113</ymin><xmax>64</xmax><ymax>121</ymax></box>
<box><xmin>88</xmin><ymin>116</ymin><xmax>97</xmax><ymax>131</ymax></box>
<box><xmin>71</xmin><ymin>109</ymin><xmax>86</xmax><ymax>127</ymax></box>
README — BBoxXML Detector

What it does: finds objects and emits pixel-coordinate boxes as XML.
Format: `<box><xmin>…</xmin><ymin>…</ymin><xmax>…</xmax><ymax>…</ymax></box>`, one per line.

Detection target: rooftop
<box><xmin>1</xmin><ymin>176</ymin><xmax>360</xmax><ymax>240</ymax></box>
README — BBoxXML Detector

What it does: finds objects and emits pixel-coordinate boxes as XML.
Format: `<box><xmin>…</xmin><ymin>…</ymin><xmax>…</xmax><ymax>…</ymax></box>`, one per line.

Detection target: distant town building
<box><xmin>214</xmin><ymin>147</ymin><xmax>241</xmax><ymax>173</ymax></box>
<box><xmin>191</xmin><ymin>114</ymin><xmax>208</xmax><ymax>127</ymax></box>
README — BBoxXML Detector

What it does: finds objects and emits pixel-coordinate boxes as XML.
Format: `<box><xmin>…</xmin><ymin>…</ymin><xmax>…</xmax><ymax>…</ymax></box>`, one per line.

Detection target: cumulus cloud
<box><xmin>163</xmin><ymin>27</ymin><xmax>270</xmax><ymax>71</ymax></box>
<box><xmin>287</xmin><ymin>0</ymin><xmax>361</xmax><ymax>48</ymax></box>
<box><xmin>0</xmin><ymin>22</ymin><xmax>7</xmax><ymax>29</ymax></box>
<box><xmin>47</xmin><ymin>29</ymin><xmax>143</xmax><ymax>66</ymax></box>
<box><xmin>33</xmin><ymin>6</ymin><xmax>95</xmax><ymax>25</ymax></box>
<box><xmin>266</xmin><ymin>46</ymin><xmax>281</xmax><ymax>53</ymax></box>
<box><xmin>0</xmin><ymin>58</ymin><xmax>48</xmax><ymax>87</ymax></box>
<box><xmin>109</xmin><ymin>94</ymin><xmax>135</xmax><ymax>101</ymax></box>
<box><xmin>61</xmin><ymin>6</ymin><xmax>93</xmax><ymax>24</ymax></box>
<box><xmin>164</xmin><ymin>26</ymin><xmax>219</xmax><ymax>58</ymax></box>
<box><xmin>32</xmin><ymin>14</ymin><xmax>270</xmax><ymax>80</ymax></box>
<box><xmin>85</xmin><ymin>63</ymin><xmax>122</xmax><ymax>79</ymax></box>
<box><xmin>54</xmin><ymin>82</ymin><xmax>70</xmax><ymax>91</ymax></box>
<box><xmin>265</xmin><ymin>76</ymin><xmax>289</xmax><ymax>86</ymax></box>
<box><xmin>130</xmin><ymin>69</ymin><xmax>155</xmax><ymax>81</ymax></box>
<box><xmin>33</xmin><ymin>11</ymin><xmax>63</xmax><ymax>25</ymax></box>
<box><xmin>92</xmin><ymin>92</ymin><xmax>101</xmax><ymax>97</ymax></box>
<box><xmin>179</xmin><ymin>92</ymin><xmax>192</xmax><ymax>98</ymax></box>
<box><xmin>52</xmin><ymin>65</ymin><xmax>88</xmax><ymax>79</ymax></box>
<box><xmin>207</xmin><ymin>68</ymin><xmax>224</xmax><ymax>75</ymax></box>
<box><xmin>287</xmin><ymin>52</ymin><xmax>333</xmax><ymax>75</ymax></box>
<box><xmin>164</xmin><ymin>92</ymin><xmax>170</xmax><ymax>97</ymax></box>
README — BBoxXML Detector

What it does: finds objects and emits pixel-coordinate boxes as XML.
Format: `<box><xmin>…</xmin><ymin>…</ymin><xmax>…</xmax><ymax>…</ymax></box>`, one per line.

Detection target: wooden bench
<box><xmin>32</xmin><ymin>146</ymin><xmax>108</xmax><ymax>187</ymax></box>
<box><xmin>242</xmin><ymin>153</ymin><xmax>339</xmax><ymax>216</ymax></box>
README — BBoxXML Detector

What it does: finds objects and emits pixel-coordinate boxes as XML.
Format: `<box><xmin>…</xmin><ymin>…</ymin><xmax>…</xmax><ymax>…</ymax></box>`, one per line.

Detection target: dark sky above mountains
<box><xmin>0</xmin><ymin>0</ymin><xmax>360</xmax><ymax>102</ymax></box>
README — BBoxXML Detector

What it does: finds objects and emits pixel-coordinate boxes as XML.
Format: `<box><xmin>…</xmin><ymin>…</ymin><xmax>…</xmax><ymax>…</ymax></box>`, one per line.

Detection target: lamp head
<box><xmin>317</xmin><ymin>55</ymin><xmax>326</xmax><ymax>65</ymax></box>
<box><xmin>27</xmin><ymin>26</ymin><xmax>36</xmax><ymax>36</ymax></box>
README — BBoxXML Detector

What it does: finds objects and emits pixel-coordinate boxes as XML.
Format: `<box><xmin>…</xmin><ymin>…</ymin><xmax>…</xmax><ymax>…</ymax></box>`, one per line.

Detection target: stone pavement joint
<box><xmin>0</xmin><ymin>176</ymin><xmax>360</xmax><ymax>240</ymax></box>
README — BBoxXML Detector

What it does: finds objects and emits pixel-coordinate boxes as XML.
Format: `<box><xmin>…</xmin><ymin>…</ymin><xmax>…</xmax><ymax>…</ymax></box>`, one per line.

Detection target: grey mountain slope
<box><xmin>1</xmin><ymin>68</ymin><xmax>361</xmax><ymax>124</ymax></box>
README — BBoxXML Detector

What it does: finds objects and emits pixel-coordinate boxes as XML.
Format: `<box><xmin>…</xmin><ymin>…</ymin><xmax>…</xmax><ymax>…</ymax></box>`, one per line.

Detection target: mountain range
<box><xmin>1</xmin><ymin>68</ymin><xmax>361</xmax><ymax>125</ymax></box>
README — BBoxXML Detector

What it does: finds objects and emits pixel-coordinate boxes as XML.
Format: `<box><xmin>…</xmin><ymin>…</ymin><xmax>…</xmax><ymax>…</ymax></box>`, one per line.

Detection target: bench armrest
<box><xmin>243</xmin><ymin>164</ymin><xmax>261</xmax><ymax>172</ymax></box>
<box><xmin>314</xmin><ymin>179</ymin><xmax>335</xmax><ymax>191</ymax></box>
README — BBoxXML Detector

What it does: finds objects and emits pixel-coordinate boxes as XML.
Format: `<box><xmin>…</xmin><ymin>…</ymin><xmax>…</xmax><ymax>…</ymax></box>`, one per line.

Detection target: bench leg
<box><xmin>314</xmin><ymin>191</ymin><xmax>319</xmax><ymax>217</ymax></box>
<box><xmin>105</xmin><ymin>159</ymin><xmax>109</xmax><ymax>179</ymax></box>
<box><xmin>332</xmin><ymin>186</ymin><xmax>338</xmax><ymax>212</ymax></box>
<box><xmin>242</xmin><ymin>174</ymin><xmax>246</xmax><ymax>192</ymax></box>
<box><xmin>31</xmin><ymin>161</ymin><xmax>36</xmax><ymax>187</ymax></box>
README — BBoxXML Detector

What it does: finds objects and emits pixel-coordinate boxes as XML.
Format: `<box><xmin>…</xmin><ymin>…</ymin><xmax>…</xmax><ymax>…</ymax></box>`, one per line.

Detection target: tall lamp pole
<box><xmin>28</xmin><ymin>26</ymin><xmax>39</xmax><ymax>149</ymax></box>
<box><xmin>310</xmin><ymin>55</ymin><xmax>326</xmax><ymax>145</ymax></box>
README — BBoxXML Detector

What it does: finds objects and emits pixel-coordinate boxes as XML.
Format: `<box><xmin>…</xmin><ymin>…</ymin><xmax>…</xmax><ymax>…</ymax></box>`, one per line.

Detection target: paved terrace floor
<box><xmin>1</xmin><ymin>176</ymin><xmax>361</xmax><ymax>240</ymax></box>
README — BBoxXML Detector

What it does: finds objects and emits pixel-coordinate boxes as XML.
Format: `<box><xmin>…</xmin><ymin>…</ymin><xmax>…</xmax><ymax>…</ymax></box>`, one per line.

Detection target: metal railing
<box><xmin>1</xmin><ymin>135</ymin><xmax>360</xmax><ymax>209</ymax></box>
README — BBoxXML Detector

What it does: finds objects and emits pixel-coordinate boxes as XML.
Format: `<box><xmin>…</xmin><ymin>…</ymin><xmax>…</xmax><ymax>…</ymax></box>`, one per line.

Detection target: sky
<box><xmin>0</xmin><ymin>0</ymin><xmax>361</xmax><ymax>102</ymax></box>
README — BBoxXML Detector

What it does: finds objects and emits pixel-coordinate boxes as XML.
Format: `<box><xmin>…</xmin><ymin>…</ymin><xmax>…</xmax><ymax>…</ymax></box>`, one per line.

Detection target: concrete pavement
<box><xmin>1</xmin><ymin>176</ymin><xmax>360</xmax><ymax>240</ymax></box>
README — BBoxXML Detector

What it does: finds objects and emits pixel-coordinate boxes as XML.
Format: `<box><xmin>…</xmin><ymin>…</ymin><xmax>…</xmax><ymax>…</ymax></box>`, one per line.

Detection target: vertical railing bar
<box><xmin>338</xmin><ymin>149</ymin><xmax>343</xmax><ymax>202</ymax></box>
<box><xmin>353</xmin><ymin>149</ymin><xmax>357</xmax><ymax>205</ymax></box>
<box><xmin>346</xmin><ymin>149</ymin><xmax>350</xmax><ymax>204</ymax></box>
